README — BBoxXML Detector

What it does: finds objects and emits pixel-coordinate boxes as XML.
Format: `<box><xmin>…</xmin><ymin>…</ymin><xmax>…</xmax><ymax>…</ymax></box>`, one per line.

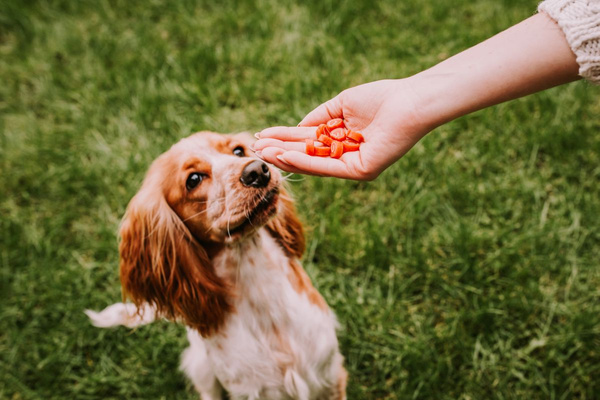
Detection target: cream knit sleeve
<box><xmin>538</xmin><ymin>0</ymin><xmax>600</xmax><ymax>84</ymax></box>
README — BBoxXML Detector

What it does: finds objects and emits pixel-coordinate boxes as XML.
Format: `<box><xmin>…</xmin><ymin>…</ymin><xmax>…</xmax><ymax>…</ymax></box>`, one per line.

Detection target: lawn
<box><xmin>2</xmin><ymin>0</ymin><xmax>600</xmax><ymax>398</ymax></box>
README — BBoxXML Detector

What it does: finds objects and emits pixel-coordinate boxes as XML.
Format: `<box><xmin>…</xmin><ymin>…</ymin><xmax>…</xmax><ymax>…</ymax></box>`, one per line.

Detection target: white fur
<box><xmin>84</xmin><ymin>302</ymin><xmax>155</xmax><ymax>328</ymax></box>
<box><xmin>87</xmin><ymin>228</ymin><xmax>345</xmax><ymax>400</ymax></box>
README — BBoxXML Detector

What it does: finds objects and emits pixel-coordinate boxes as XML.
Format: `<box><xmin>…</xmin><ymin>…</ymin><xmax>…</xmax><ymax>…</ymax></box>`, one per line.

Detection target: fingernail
<box><xmin>254</xmin><ymin>132</ymin><xmax>261</xmax><ymax>139</ymax></box>
<box><xmin>276</xmin><ymin>155</ymin><xmax>291</xmax><ymax>165</ymax></box>
<box><xmin>254</xmin><ymin>150</ymin><xmax>263</xmax><ymax>158</ymax></box>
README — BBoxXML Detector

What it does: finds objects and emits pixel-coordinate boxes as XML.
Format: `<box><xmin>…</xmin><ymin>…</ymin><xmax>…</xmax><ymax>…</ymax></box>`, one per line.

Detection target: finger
<box><xmin>298</xmin><ymin>95</ymin><xmax>343</xmax><ymax>127</ymax></box>
<box><xmin>253</xmin><ymin>138</ymin><xmax>306</xmax><ymax>152</ymax></box>
<box><xmin>257</xmin><ymin>126</ymin><xmax>317</xmax><ymax>141</ymax></box>
<box><xmin>276</xmin><ymin>151</ymin><xmax>352</xmax><ymax>179</ymax></box>
<box><xmin>257</xmin><ymin>146</ymin><xmax>313</xmax><ymax>174</ymax></box>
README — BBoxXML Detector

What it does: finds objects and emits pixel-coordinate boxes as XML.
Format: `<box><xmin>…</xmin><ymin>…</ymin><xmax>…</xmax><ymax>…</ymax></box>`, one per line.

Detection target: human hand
<box><xmin>253</xmin><ymin>13</ymin><xmax>579</xmax><ymax>181</ymax></box>
<box><xmin>253</xmin><ymin>78</ymin><xmax>433</xmax><ymax>180</ymax></box>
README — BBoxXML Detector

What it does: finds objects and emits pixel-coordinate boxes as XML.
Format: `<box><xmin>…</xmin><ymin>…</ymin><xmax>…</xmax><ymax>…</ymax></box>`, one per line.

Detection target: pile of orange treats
<box><xmin>305</xmin><ymin>118</ymin><xmax>364</xmax><ymax>158</ymax></box>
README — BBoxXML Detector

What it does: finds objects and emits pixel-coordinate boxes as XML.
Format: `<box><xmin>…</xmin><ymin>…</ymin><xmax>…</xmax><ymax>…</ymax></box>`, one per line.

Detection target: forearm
<box><xmin>413</xmin><ymin>12</ymin><xmax>580</xmax><ymax>131</ymax></box>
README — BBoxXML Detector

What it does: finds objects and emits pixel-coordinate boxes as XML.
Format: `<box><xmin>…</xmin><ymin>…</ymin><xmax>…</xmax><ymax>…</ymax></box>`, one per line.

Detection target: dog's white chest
<box><xmin>201</xmin><ymin>230</ymin><xmax>341</xmax><ymax>399</ymax></box>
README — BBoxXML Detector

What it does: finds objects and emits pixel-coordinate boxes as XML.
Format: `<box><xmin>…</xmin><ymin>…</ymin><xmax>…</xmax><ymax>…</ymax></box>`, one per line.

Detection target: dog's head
<box><xmin>119</xmin><ymin>132</ymin><xmax>304</xmax><ymax>336</ymax></box>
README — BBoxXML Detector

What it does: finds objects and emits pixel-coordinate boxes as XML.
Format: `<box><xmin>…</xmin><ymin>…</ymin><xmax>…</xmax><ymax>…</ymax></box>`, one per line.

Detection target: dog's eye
<box><xmin>186</xmin><ymin>173</ymin><xmax>204</xmax><ymax>190</ymax></box>
<box><xmin>232</xmin><ymin>146</ymin><xmax>245</xmax><ymax>157</ymax></box>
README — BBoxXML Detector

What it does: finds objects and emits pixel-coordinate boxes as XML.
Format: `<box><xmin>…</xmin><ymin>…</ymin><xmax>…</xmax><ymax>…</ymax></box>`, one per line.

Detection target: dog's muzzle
<box><xmin>240</xmin><ymin>160</ymin><xmax>271</xmax><ymax>188</ymax></box>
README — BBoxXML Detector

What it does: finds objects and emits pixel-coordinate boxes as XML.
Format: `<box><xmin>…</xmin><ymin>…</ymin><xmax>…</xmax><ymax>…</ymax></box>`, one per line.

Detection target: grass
<box><xmin>2</xmin><ymin>0</ymin><xmax>600</xmax><ymax>398</ymax></box>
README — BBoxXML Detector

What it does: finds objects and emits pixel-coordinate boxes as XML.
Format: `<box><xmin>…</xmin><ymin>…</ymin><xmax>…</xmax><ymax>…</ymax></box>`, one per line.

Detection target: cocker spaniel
<box><xmin>85</xmin><ymin>132</ymin><xmax>346</xmax><ymax>400</ymax></box>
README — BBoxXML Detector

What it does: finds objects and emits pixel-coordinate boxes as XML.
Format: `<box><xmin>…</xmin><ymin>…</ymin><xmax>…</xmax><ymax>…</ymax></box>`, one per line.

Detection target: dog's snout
<box><xmin>240</xmin><ymin>160</ymin><xmax>271</xmax><ymax>188</ymax></box>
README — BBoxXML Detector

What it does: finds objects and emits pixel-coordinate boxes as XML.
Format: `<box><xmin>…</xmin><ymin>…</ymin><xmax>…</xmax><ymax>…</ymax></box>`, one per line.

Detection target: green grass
<box><xmin>2</xmin><ymin>0</ymin><xmax>600</xmax><ymax>398</ymax></box>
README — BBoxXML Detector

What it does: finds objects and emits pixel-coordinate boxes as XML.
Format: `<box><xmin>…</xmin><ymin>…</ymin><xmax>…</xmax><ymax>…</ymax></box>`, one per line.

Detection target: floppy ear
<box><xmin>119</xmin><ymin>184</ymin><xmax>231</xmax><ymax>337</ymax></box>
<box><xmin>266</xmin><ymin>185</ymin><xmax>305</xmax><ymax>259</ymax></box>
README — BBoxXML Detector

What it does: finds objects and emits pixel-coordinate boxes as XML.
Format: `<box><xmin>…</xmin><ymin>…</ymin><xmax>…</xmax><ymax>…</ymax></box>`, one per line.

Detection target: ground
<box><xmin>1</xmin><ymin>0</ymin><xmax>600</xmax><ymax>398</ymax></box>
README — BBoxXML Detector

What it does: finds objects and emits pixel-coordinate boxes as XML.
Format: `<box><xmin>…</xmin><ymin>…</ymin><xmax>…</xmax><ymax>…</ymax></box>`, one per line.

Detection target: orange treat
<box><xmin>346</xmin><ymin>130</ymin><xmax>364</xmax><ymax>143</ymax></box>
<box><xmin>318</xmin><ymin>134</ymin><xmax>333</xmax><ymax>146</ymax></box>
<box><xmin>326</xmin><ymin>118</ymin><xmax>345</xmax><ymax>130</ymax></box>
<box><xmin>316</xmin><ymin>124</ymin><xmax>329</xmax><ymax>139</ymax></box>
<box><xmin>329</xmin><ymin>128</ymin><xmax>346</xmax><ymax>141</ymax></box>
<box><xmin>342</xmin><ymin>140</ymin><xmax>360</xmax><ymax>152</ymax></box>
<box><xmin>305</xmin><ymin>139</ymin><xmax>315</xmax><ymax>156</ymax></box>
<box><xmin>330</xmin><ymin>140</ymin><xmax>344</xmax><ymax>158</ymax></box>
<box><xmin>305</xmin><ymin>119</ymin><xmax>365</xmax><ymax>157</ymax></box>
<box><xmin>314</xmin><ymin>146</ymin><xmax>331</xmax><ymax>156</ymax></box>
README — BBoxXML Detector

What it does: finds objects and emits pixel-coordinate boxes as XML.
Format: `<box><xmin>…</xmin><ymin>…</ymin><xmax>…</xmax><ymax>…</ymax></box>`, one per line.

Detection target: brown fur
<box><xmin>336</xmin><ymin>367</ymin><xmax>348</xmax><ymax>400</ymax></box>
<box><xmin>287</xmin><ymin>259</ymin><xmax>328</xmax><ymax>311</ymax></box>
<box><xmin>119</xmin><ymin>154</ymin><xmax>232</xmax><ymax>337</ymax></box>
<box><xmin>117</xmin><ymin>132</ymin><xmax>308</xmax><ymax>338</ymax></box>
<box><xmin>266</xmin><ymin>188</ymin><xmax>305</xmax><ymax>259</ymax></box>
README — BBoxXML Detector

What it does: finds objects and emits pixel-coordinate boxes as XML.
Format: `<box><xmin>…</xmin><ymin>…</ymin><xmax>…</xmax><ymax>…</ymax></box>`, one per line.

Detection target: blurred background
<box><xmin>2</xmin><ymin>0</ymin><xmax>599</xmax><ymax>398</ymax></box>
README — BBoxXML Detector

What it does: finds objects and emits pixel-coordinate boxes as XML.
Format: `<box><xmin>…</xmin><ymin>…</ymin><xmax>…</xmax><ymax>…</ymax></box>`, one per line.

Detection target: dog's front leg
<box><xmin>180</xmin><ymin>328</ymin><xmax>223</xmax><ymax>400</ymax></box>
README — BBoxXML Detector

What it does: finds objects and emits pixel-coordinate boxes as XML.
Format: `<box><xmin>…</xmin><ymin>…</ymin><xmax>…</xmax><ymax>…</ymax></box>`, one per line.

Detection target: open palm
<box><xmin>253</xmin><ymin>78</ymin><xmax>431</xmax><ymax>180</ymax></box>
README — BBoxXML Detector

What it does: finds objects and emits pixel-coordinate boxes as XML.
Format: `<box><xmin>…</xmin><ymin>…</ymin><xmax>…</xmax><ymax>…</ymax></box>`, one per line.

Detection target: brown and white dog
<box><xmin>85</xmin><ymin>132</ymin><xmax>346</xmax><ymax>400</ymax></box>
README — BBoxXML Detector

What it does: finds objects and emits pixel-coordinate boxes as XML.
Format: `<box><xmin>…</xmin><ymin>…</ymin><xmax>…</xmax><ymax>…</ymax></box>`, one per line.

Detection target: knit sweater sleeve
<box><xmin>538</xmin><ymin>0</ymin><xmax>600</xmax><ymax>84</ymax></box>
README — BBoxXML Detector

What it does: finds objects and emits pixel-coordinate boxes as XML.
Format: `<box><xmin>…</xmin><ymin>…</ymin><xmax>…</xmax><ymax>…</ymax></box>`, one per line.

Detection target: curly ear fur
<box><xmin>266</xmin><ymin>186</ymin><xmax>305</xmax><ymax>259</ymax></box>
<box><xmin>119</xmin><ymin>182</ymin><xmax>232</xmax><ymax>337</ymax></box>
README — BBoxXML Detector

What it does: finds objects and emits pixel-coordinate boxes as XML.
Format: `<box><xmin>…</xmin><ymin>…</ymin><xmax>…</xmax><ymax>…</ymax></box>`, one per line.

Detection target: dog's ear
<box><xmin>119</xmin><ymin>172</ymin><xmax>231</xmax><ymax>337</ymax></box>
<box><xmin>266</xmin><ymin>185</ymin><xmax>305</xmax><ymax>259</ymax></box>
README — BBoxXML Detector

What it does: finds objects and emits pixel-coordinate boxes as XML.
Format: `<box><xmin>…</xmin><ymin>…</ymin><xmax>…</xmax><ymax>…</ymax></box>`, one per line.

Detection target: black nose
<box><xmin>240</xmin><ymin>160</ymin><xmax>271</xmax><ymax>188</ymax></box>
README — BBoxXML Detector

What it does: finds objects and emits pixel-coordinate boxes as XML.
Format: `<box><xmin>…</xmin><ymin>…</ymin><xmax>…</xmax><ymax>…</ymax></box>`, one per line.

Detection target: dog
<box><xmin>85</xmin><ymin>132</ymin><xmax>347</xmax><ymax>400</ymax></box>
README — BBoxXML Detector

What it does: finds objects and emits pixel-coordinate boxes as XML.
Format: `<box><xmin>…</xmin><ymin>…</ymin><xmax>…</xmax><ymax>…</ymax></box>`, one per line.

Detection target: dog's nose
<box><xmin>240</xmin><ymin>160</ymin><xmax>271</xmax><ymax>188</ymax></box>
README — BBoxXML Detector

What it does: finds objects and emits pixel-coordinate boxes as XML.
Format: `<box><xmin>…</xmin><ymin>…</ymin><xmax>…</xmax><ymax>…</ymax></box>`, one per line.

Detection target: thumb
<box><xmin>298</xmin><ymin>95</ymin><xmax>343</xmax><ymax>127</ymax></box>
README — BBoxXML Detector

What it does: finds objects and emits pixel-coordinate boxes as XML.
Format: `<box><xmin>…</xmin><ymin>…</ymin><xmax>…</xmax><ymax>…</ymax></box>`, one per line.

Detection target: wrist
<box><xmin>405</xmin><ymin>72</ymin><xmax>467</xmax><ymax>132</ymax></box>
